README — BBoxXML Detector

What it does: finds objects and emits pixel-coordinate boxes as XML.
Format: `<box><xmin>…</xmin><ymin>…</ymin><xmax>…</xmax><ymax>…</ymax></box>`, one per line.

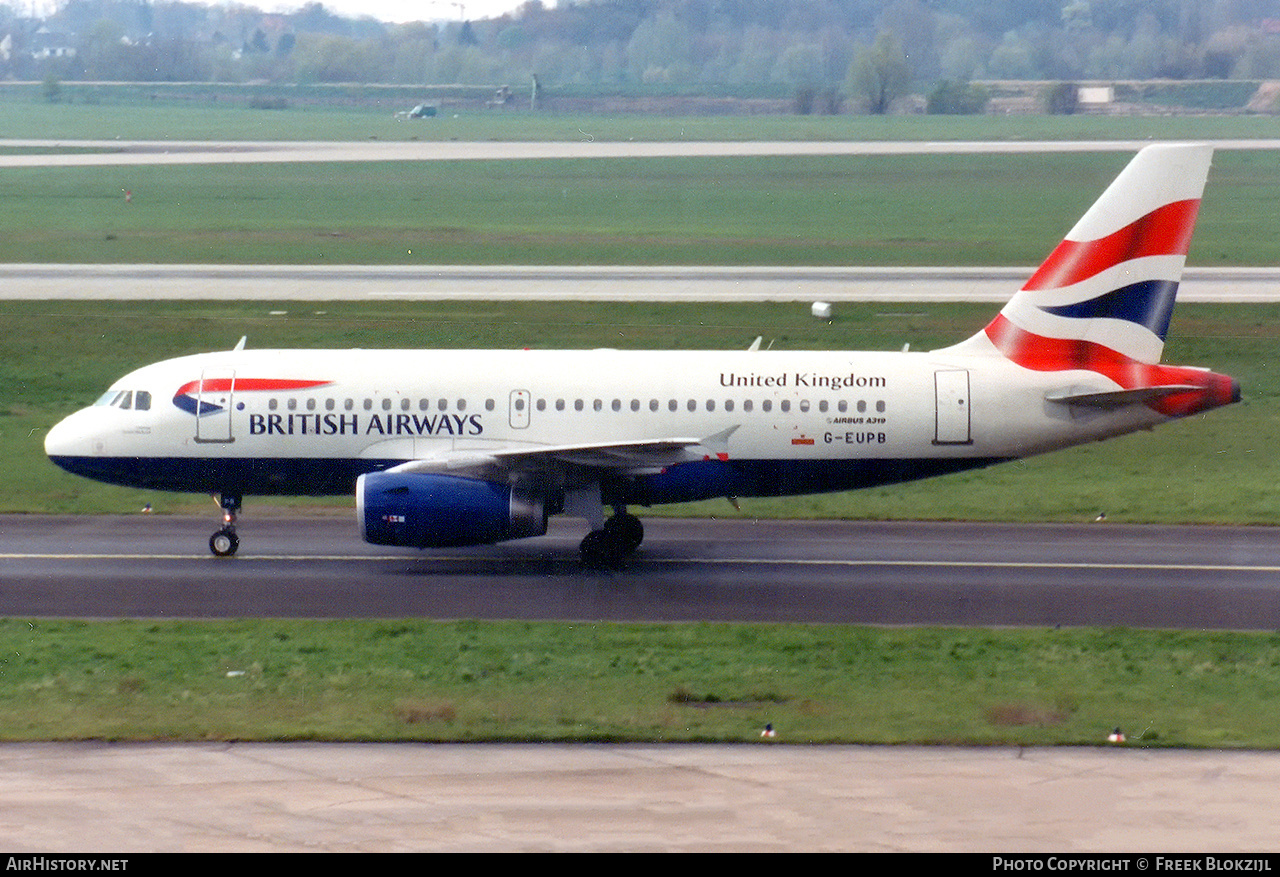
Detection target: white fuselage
<box><xmin>45</xmin><ymin>346</ymin><xmax>1170</xmax><ymax>505</ymax></box>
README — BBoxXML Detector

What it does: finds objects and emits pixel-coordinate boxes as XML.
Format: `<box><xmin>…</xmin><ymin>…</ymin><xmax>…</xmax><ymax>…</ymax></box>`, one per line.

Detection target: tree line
<box><xmin>7</xmin><ymin>0</ymin><xmax>1280</xmax><ymax>112</ymax></box>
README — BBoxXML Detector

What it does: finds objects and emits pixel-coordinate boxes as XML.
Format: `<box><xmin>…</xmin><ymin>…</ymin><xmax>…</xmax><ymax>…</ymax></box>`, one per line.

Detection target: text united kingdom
<box><xmin>719</xmin><ymin>371</ymin><xmax>887</xmax><ymax>389</ymax></box>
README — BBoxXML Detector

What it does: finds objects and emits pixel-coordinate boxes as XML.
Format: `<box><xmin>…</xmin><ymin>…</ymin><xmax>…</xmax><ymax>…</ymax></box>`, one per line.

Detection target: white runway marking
<box><xmin>3</xmin><ymin>137</ymin><xmax>1280</xmax><ymax>167</ymax></box>
<box><xmin>5</xmin><ymin>551</ymin><xmax>1280</xmax><ymax>573</ymax></box>
<box><xmin>2</xmin><ymin>264</ymin><xmax>1278</xmax><ymax>302</ymax></box>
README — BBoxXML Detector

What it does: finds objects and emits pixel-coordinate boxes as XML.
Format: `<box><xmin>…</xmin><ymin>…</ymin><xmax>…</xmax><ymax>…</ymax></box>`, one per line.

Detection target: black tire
<box><xmin>579</xmin><ymin>529</ymin><xmax>623</xmax><ymax>569</ymax></box>
<box><xmin>604</xmin><ymin>513</ymin><xmax>644</xmax><ymax>554</ymax></box>
<box><xmin>210</xmin><ymin>528</ymin><xmax>239</xmax><ymax>557</ymax></box>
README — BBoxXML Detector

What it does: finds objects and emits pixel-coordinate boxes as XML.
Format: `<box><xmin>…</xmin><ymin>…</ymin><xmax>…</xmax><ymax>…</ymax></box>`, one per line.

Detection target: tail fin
<box><xmin>944</xmin><ymin>143</ymin><xmax>1238</xmax><ymax>418</ymax></box>
<box><xmin>947</xmin><ymin>143</ymin><xmax>1212</xmax><ymax>366</ymax></box>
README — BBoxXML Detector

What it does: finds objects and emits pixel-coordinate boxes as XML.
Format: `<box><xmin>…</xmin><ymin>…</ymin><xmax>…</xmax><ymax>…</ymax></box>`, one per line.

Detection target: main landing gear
<box><xmin>209</xmin><ymin>493</ymin><xmax>241</xmax><ymax>557</ymax></box>
<box><xmin>579</xmin><ymin>509</ymin><xmax>644</xmax><ymax>569</ymax></box>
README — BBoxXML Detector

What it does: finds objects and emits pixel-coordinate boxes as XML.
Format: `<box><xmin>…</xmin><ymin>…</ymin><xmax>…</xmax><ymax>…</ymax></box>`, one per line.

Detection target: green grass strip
<box><xmin>3</xmin><ymin>619</ymin><xmax>1278</xmax><ymax>747</ymax></box>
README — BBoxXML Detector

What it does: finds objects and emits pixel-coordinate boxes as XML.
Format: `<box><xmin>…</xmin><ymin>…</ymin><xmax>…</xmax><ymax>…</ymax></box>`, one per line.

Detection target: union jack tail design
<box><xmin>945</xmin><ymin>144</ymin><xmax>1238</xmax><ymax>417</ymax></box>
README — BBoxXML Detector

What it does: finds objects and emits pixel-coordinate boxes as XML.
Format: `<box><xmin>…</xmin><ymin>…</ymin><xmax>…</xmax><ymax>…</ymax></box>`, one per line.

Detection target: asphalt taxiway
<box><xmin>6</xmin><ymin>515</ymin><xmax>1280</xmax><ymax>628</ymax></box>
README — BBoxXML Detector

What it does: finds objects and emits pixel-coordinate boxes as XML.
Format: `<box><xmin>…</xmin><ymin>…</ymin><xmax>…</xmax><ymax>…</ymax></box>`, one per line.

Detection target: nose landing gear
<box><xmin>209</xmin><ymin>493</ymin><xmax>241</xmax><ymax>557</ymax></box>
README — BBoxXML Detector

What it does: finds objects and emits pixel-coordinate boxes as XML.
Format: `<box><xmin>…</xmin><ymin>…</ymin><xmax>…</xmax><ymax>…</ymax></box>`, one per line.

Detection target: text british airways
<box><xmin>248</xmin><ymin>413</ymin><xmax>484</xmax><ymax>437</ymax></box>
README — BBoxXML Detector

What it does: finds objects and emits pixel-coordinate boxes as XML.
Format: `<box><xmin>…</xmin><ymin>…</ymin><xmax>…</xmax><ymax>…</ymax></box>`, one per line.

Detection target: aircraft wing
<box><xmin>386</xmin><ymin>427</ymin><xmax>738</xmax><ymax>479</ymax></box>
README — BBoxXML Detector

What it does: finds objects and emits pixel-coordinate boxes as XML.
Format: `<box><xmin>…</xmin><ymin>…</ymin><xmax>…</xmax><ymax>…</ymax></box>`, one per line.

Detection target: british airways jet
<box><xmin>45</xmin><ymin>144</ymin><xmax>1239</xmax><ymax>566</ymax></box>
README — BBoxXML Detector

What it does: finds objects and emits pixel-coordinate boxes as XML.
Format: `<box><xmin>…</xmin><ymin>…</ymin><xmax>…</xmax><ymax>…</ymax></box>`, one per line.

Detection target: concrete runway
<box><xmin>5</xmin><ymin>742</ymin><xmax>1280</xmax><ymax>852</ymax></box>
<box><xmin>2</xmin><ymin>263</ymin><xmax>1279</xmax><ymax>303</ymax></box>
<box><xmin>5</xmin><ymin>136</ymin><xmax>1280</xmax><ymax>167</ymax></box>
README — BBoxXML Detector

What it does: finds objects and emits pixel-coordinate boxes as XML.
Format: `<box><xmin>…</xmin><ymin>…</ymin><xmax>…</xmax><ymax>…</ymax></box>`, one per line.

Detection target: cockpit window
<box><xmin>94</xmin><ymin>390</ymin><xmax>150</xmax><ymax>411</ymax></box>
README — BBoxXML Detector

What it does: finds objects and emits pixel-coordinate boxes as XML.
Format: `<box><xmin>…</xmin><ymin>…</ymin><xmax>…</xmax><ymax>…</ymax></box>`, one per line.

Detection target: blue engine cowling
<box><xmin>357</xmin><ymin>472</ymin><xmax>548</xmax><ymax>548</ymax></box>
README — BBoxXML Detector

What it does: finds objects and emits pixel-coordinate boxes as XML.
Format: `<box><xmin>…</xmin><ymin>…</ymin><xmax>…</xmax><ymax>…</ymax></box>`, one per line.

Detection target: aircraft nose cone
<box><xmin>45</xmin><ymin>408</ymin><xmax>95</xmax><ymax>461</ymax></box>
<box><xmin>45</xmin><ymin>414</ymin><xmax>72</xmax><ymax>458</ymax></box>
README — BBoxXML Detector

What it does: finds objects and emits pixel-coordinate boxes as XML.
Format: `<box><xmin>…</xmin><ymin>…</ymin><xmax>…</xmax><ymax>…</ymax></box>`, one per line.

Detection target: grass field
<box><xmin>2</xmin><ymin>149</ymin><xmax>1280</xmax><ymax>265</ymax></box>
<box><xmin>7</xmin><ymin>619</ymin><xmax>1280</xmax><ymax>748</ymax></box>
<box><xmin>7</xmin><ymin>106</ymin><xmax>1280</xmax><ymax>746</ymax></box>
<box><xmin>8</xmin><ymin>92</ymin><xmax>1280</xmax><ymax>142</ymax></box>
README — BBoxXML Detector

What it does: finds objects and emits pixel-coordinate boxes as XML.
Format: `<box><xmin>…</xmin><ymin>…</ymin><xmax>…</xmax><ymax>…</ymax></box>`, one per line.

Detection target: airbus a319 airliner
<box><xmin>45</xmin><ymin>144</ymin><xmax>1239</xmax><ymax>566</ymax></box>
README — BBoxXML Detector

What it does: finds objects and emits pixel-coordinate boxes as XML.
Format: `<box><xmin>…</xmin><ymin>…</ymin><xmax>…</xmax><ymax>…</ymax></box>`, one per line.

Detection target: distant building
<box><xmin>31</xmin><ymin>26</ymin><xmax>76</xmax><ymax>61</ymax></box>
<box><xmin>1078</xmin><ymin>85</ymin><xmax>1114</xmax><ymax>107</ymax></box>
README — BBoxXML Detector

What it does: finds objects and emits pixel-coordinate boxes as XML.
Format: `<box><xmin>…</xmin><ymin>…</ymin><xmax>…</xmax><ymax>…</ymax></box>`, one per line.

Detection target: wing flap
<box><xmin>388</xmin><ymin>428</ymin><xmax>739</xmax><ymax>479</ymax></box>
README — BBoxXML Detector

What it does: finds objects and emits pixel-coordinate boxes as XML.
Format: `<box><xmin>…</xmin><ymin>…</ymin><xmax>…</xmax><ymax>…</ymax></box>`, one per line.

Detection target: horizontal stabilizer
<box><xmin>1045</xmin><ymin>384</ymin><xmax>1202</xmax><ymax>409</ymax></box>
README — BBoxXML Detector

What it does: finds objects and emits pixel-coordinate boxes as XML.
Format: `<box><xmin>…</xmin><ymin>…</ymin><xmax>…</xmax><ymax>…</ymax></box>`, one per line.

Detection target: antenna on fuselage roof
<box><xmin>748</xmin><ymin>336</ymin><xmax>762</xmax><ymax>351</ymax></box>
<box><xmin>233</xmin><ymin>336</ymin><xmax>247</xmax><ymax>351</ymax></box>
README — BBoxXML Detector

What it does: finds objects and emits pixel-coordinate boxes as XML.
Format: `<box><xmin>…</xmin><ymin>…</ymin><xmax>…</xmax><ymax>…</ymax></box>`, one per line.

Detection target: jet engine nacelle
<box><xmin>357</xmin><ymin>471</ymin><xmax>548</xmax><ymax>548</ymax></box>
